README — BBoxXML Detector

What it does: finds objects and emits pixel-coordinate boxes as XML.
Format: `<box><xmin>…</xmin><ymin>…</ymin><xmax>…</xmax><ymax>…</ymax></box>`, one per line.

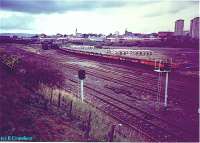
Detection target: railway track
<box><xmin>61</xmin><ymin>64</ymin><xmax>195</xmax><ymax>114</ymax></box>
<box><xmin>69</xmin><ymin>74</ymin><xmax>194</xmax><ymax>137</ymax></box>
<box><xmin>57</xmin><ymin>49</ymin><xmax>187</xmax><ymax>94</ymax></box>
<box><xmin>15</xmin><ymin>47</ymin><xmax>197</xmax><ymax>141</ymax></box>
<box><xmin>55</xmin><ymin>49</ymin><xmax>196</xmax><ymax>104</ymax></box>
<box><xmin>58</xmin><ymin>49</ymin><xmax>193</xmax><ymax>92</ymax></box>
<box><xmin>59</xmin><ymin>77</ymin><xmax>188</xmax><ymax>141</ymax></box>
<box><xmin>54</xmin><ymin>57</ymin><xmax>191</xmax><ymax>105</ymax></box>
<box><xmin>48</xmin><ymin>67</ymin><xmax>192</xmax><ymax>141</ymax></box>
<box><xmin>93</xmin><ymin>63</ymin><xmax>186</xmax><ymax>90</ymax></box>
<box><xmin>20</xmin><ymin>47</ymin><xmax>196</xmax><ymax>106</ymax></box>
<box><xmin>20</xmin><ymin>47</ymin><xmax>195</xmax><ymax>108</ymax></box>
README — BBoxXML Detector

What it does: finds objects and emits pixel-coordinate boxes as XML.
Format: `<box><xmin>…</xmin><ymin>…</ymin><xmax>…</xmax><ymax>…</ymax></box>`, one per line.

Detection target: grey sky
<box><xmin>0</xmin><ymin>0</ymin><xmax>199</xmax><ymax>34</ymax></box>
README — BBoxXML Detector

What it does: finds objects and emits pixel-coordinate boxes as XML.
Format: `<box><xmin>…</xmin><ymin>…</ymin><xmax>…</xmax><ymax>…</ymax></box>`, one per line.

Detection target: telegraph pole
<box><xmin>78</xmin><ymin>70</ymin><xmax>86</xmax><ymax>102</ymax></box>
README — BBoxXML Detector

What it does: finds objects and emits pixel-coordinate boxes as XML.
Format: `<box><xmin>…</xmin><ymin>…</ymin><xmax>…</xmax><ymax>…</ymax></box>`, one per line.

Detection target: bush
<box><xmin>17</xmin><ymin>56</ymin><xmax>65</xmax><ymax>90</ymax></box>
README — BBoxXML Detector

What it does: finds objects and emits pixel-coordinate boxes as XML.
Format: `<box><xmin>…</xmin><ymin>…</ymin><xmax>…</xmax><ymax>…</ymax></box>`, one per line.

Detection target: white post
<box><xmin>80</xmin><ymin>79</ymin><xmax>84</xmax><ymax>102</ymax></box>
<box><xmin>164</xmin><ymin>72</ymin><xmax>169</xmax><ymax>107</ymax></box>
<box><xmin>159</xmin><ymin>60</ymin><xmax>161</xmax><ymax>70</ymax></box>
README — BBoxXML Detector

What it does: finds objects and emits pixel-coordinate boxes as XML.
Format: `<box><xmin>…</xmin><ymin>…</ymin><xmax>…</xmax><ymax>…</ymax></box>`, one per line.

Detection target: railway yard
<box><xmin>0</xmin><ymin>43</ymin><xmax>199</xmax><ymax>142</ymax></box>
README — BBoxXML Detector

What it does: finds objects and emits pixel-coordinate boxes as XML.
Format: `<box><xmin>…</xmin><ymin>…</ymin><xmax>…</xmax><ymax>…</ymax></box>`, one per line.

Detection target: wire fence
<box><xmin>0</xmin><ymin>50</ymin><xmax>151</xmax><ymax>141</ymax></box>
<box><xmin>28</xmin><ymin>83</ymin><xmax>150</xmax><ymax>142</ymax></box>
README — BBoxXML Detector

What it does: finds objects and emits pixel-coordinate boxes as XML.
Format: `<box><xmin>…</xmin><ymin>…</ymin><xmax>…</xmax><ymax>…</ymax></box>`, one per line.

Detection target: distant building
<box><xmin>190</xmin><ymin>17</ymin><xmax>199</xmax><ymax>39</ymax></box>
<box><xmin>124</xmin><ymin>28</ymin><xmax>133</xmax><ymax>36</ymax></box>
<box><xmin>75</xmin><ymin>28</ymin><xmax>78</xmax><ymax>35</ymax></box>
<box><xmin>12</xmin><ymin>35</ymin><xmax>18</xmax><ymax>39</ymax></box>
<box><xmin>174</xmin><ymin>19</ymin><xmax>184</xmax><ymax>36</ymax></box>
<box><xmin>76</xmin><ymin>33</ymin><xmax>83</xmax><ymax>38</ymax></box>
<box><xmin>39</xmin><ymin>33</ymin><xmax>47</xmax><ymax>38</ymax></box>
<box><xmin>114</xmin><ymin>31</ymin><xmax>120</xmax><ymax>36</ymax></box>
<box><xmin>158</xmin><ymin>32</ymin><xmax>174</xmax><ymax>39</ymax></box>
<box><xmin>56</xmin><ymin>33</ymin><xmax>63</xmax><ymax>37</ymax></box>
<box><xmin>183</xmin><ymin>31</ymin><xmax>190</xmax><ymax>36</ymax></box>
<box><xmin>75</xmin><ymin>28</ymin><xmax>82</xmax><ymax>37</ymax></box>
<box><xmin>0</xmin><ymin>36</ymin><xmax>11</xmax><ymax>41</ymax></box>
<box><xmin>88</xmin><ymin>35</ymin><xmax>105</xmax><ymax>42</ymax></box>
<box><xmin>106</xmin><ymin>35</ymin><xmax>120</xmax><ymax>42</ymax></box>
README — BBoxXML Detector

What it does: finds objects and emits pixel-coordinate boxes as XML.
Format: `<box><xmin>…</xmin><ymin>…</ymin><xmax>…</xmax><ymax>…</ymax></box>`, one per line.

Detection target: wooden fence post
<box><xmin>58</xmin><ymin>92</ymin><xmax>61</xmax><ymax>108</ymax></box>
<box><xmin>108</xmin><ymin>125</ymin><xmax>116</xmax><ymax>142</ymax></box>
<box><xmin>85</xmin><ymin>111</ymin><xmax>92</xmax><ymax>138</ymax></box>
<box><xmin>69</xmin><ymin>100</ymin><xmax>73</xmax><ymax>117</ymax></box>
<box><xmin>50</xmin><ymin>89</ymin><xmax>53</xmax><ymax>104</ymax></box>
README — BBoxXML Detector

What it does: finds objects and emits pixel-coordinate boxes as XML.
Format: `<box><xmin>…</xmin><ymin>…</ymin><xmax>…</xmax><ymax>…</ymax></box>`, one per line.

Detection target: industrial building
<box><xmin>174</xmin><ymin>19</ymin><xmax>184</xmax><ymax>36</ymax></box>
<box><xmin>190</xmin><ymin>17</ymin><xmax>200</xmax><ymax>39</ymax></box>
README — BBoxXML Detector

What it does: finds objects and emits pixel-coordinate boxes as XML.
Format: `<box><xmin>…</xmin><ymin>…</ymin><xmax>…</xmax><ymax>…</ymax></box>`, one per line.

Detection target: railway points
<box><xmin>0</xmin><ymin>44</ymin><xmax>198</xmax><ymax>142</ymax></box>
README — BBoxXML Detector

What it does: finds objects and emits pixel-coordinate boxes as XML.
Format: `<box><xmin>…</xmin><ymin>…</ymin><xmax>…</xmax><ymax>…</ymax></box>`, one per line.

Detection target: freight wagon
<box><xmin>57</xmin><ymin>45</ymin><xmax>178</xmax><ymax>69</ymax></box>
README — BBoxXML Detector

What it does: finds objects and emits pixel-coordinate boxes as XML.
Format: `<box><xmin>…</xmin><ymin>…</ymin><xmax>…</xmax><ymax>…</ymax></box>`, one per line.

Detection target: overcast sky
<box><xmin>0</xmin><ymin>0</ymin><xmax>199</xmax><ymax>35</ymax></box>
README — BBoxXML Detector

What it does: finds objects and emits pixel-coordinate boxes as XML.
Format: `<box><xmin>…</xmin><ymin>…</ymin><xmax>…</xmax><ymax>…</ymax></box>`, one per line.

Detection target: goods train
<box><xmin>59</xmin><ymin>45</ymin><xmax>178</xmax><ymax>69</ymax></box>
<box><xmin>40</xmin><ymin>42</ymin><xmax>177</xmax><ymax>69</ymax></box>
<box><xmin>41</xmin><ymin>41</ymin><xmax>59</xmax><ymax>50</ymax></box>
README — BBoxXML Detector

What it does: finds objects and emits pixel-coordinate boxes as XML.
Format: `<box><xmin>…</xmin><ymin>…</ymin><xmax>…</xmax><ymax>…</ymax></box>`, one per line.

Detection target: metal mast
<box><xmin>154</xmin><ymin>59</ymin><xmax>171</xmax><ymax>108</ymax></box>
